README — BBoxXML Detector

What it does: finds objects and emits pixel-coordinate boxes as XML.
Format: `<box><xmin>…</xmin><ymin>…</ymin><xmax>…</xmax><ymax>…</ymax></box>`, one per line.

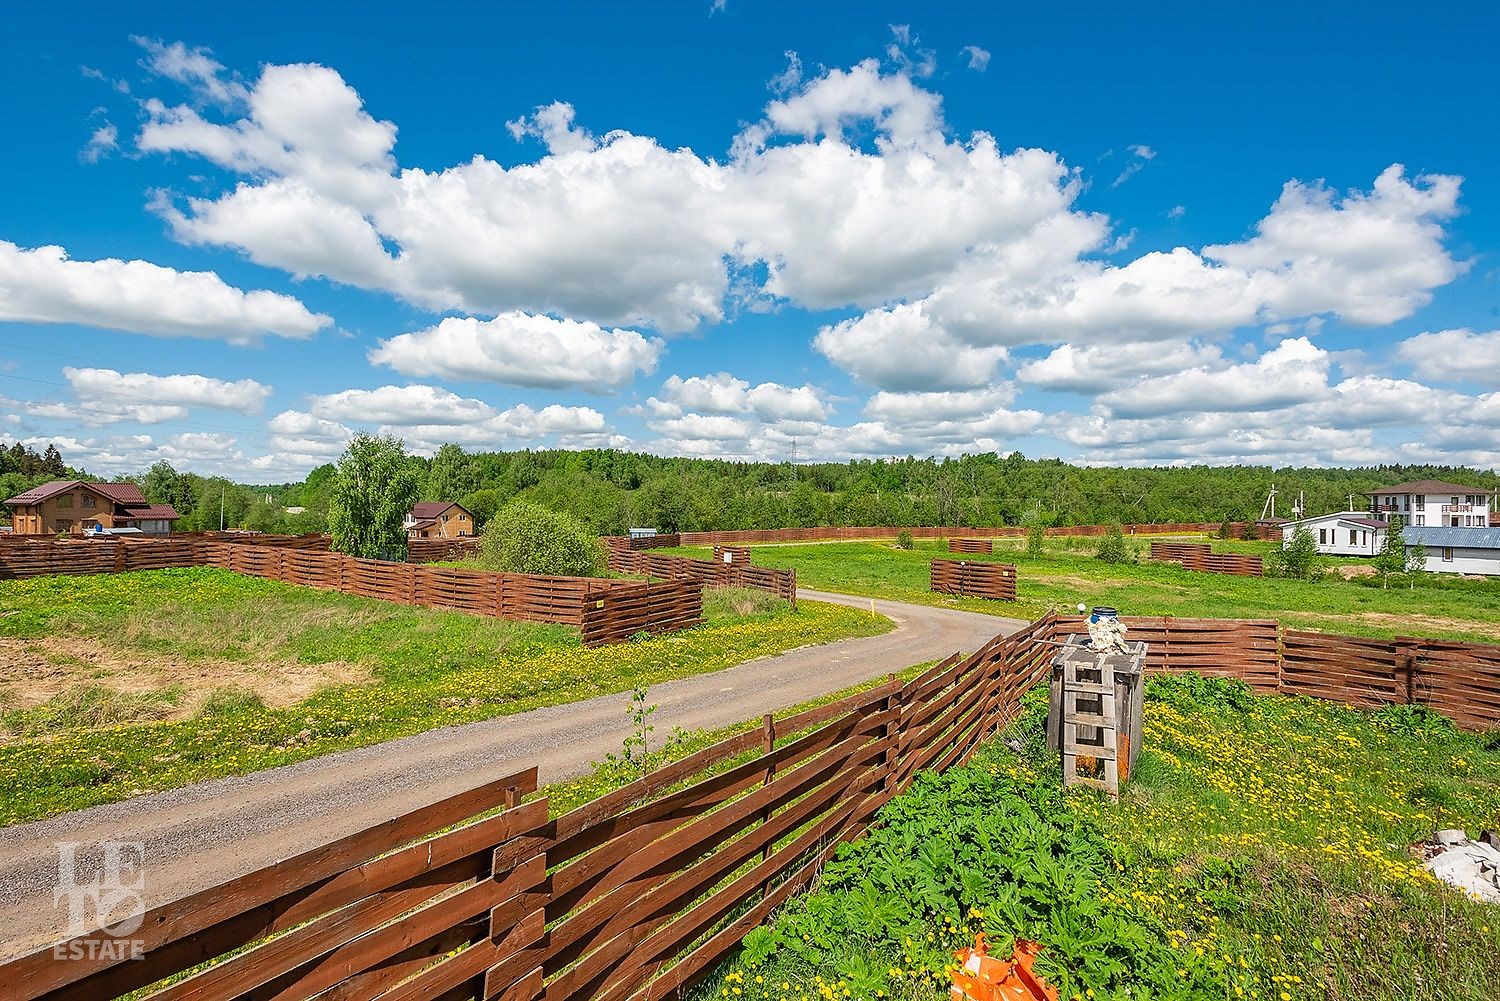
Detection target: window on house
<box><xmin>57</xmin><ymin>495</ymin><xmax>73</xmax><ymax>508</ymax></box>
<box><xmin>1319</xmin><ymin>528</ymin><xmax>1327</xmax><ymax>544</ymax></box>
<box><xmin>1349</xmin><ymin>529</ymin><xmax>1357</xmax><ymax>545</ymax></box>
<box><xmin>82</xmin><ymin>495</ymin><xmax>95</xmax><ymax>509</ymax></box>
<box><xmin>1443</xmin><ymin>547</ymin><xmax>1453</xmax><ymax>562</ymax></box>
<box><xmin>1415</xmin><ymin>515</ymin><xmax>1425</xmax><ymax>526</ymax></box>
<box><xmin>1416</xmin><ymin>496</ymin><xmax>1424</xmax><ymax>510</ymax></box>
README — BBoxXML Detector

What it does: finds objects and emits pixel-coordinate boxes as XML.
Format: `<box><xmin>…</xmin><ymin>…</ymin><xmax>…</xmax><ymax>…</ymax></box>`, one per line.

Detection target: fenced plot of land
<box><xmin>13</xmin><ymin>610</ymin><xmax>1500</xmax><ymax>1001</ymax></box>
<box><xmin>664</xmin><ymin>537</ymin><xmax>1500</xmax><ymax>642</ymax></box>
<box><xmin>0</xmin><ymin>570</ymin><xmax>891</xmax><ymax>824</ymax></box>
<box><xmin>0</xmin><ymin>538</ymin><xmax>703</xmax><ymax>647</ymax></box>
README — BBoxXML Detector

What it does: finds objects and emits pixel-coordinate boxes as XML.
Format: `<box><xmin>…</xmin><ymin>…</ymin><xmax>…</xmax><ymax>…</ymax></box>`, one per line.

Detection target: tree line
<box><xmin>5</xmin><ymin>438</ymin><xmax>1497</xmax><ymax>536</ymax></box>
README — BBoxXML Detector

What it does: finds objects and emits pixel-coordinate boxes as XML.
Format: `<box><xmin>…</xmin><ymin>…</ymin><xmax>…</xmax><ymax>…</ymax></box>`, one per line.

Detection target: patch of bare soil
<box><xmin>1281</xmin><ymin>609</ymin><xmax>1485</xmax><ymax>635</ymax></box>
<box><xmin>1333</xmin><ymin>564</ymin><xmax>1377</xmax><ymax>579</ymax></box>
<box><xmin>0</xmin><ymin>635</ymin><xmax>369</xmax><ymax>718</ymax></box>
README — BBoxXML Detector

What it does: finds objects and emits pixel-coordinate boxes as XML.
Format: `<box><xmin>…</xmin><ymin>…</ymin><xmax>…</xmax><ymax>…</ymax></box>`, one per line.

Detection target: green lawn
<box><xmin>701</xmin><ymin>678</ymin><xmax>1500</xmax><ymax>1001</ymax></box>
<box><xmin>0</xmin><ymin>568</ymin><xmax>892</xmax><ymax>824</ymax></box>
<box><xmin>665</xmin><ymin>537</ymin><xmax>1500</xmax><ymax>642</ymax></box>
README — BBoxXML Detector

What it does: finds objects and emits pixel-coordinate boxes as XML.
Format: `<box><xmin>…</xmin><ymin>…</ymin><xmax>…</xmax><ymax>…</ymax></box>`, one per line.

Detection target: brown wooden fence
<box><xmin>712</xmin><ymin>545</ymin><xmax>751</xmax><ymax>565</ymax></box>
<box><xmin>406</xmin><ymin>536</ymin><xmax>484</xmax><ymax>563</ymax></box>
<box><xmin>1149</xmin><ymin>541</ymin><xmax>1264</xmax><ymax>577</ymax></box>
<box><xmin>929</xmin><ymin>558</ymin><xmax>1017</xmax><ymax>601</ymax></box>
<box><xmin>676</xmin><ymin>522</ymin><xmax>1239</xmax><ymax>546</ymax></box>
<box><xmin>2</xmin><ymin>615</ymin><xmax>1056</xmax><ymax>1001</ymax></box>
<box><xmin>607</xmin><ymin>546</ymin><xmax>798</xmax><ymax>607</ymax></box>
<box><xmin>6</xmin><ymin>612</ymin><xmax>1499</xmax><ymax>1001</ymax></box>
<box><xmin>0</xmin><ymin>539</ymin><xmax>702</xmax><ymax>648</ymax></box>
<box><xmin>1055</xmin><ymin>616</ymin><xmax>1500</xmax><ymax>731</ymax></box>
<box><xmin>948</xmin><ymin>538</ymin><xmax>994</xmax><ymax>554</ymax></box>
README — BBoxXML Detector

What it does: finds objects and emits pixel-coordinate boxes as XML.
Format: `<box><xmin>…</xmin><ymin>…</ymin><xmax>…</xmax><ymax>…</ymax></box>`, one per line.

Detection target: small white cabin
<box><xmin>1404</xmin><ymin>526</ymin><xmax>1500</xmax><ymax>576</ymax></box>
<box><xmin>1281</xmin><ymin>511</ymin><xmax>1388</xmax><ymax>556</ymax></box>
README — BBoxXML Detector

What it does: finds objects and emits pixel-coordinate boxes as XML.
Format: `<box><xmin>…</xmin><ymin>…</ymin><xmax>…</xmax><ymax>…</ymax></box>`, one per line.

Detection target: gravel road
<box><xmin>0</xmin><ymin>590</ymin><xmax>1022</xmax><ymax>959</ymax></box>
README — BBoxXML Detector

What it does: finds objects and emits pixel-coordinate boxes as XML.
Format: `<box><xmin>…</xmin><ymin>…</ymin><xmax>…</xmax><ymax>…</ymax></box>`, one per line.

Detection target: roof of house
<box><xmin>406</xmin><ymin>518</ymin><xmax>439</xmax><ymax>532</ymax></box>
<box><xmin>410</xmin><ymin>501</ymin><xmax>467</xmax><ymax>520</ymax></box>
<box><xmin>1403</xmin><ymin>526</ymin><xmax>1500</xmax><ymax>549</ymax></box>
<box><xmin>1256</xmin><ymin>516</ymin><xmax>1291</xmax><ymax>525</ymax></box>
<box><xmin>5</xmin><ymin>479</ymin><xmax>147</xmax><ymax>507</ymax></box>
<box><xmin>1283</xmin><ymin>510</ymin><xmax>1388</xmax><ymax>529</ymax></box>
<box><xmin>117</xmin><ymin>504</ymin><xmax>181</xmax><ymax>520</ymax></box>
<box><xmin>1365</xmin><ymin>480</ymin><xmax>1491</xmax><ymax>496</ymax></box>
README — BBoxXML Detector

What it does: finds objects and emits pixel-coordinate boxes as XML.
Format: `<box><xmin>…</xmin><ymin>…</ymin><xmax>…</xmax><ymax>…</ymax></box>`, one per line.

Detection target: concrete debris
<box><xmin>1417</xmin><ymin>829</ymin><xmax>1500</xmax><ymax>903</ymax></box>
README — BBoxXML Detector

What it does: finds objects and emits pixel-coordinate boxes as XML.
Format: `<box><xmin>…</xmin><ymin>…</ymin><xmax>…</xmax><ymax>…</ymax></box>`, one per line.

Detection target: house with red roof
<box><xmin>404</xmin><ymin>501</ymin><xmax>475</xmax><ymax>539</ymax></box>
<box><xmin>3</xmin><ymin>481</ymin><xmax>180</xmax><ymax>535</ymax></box>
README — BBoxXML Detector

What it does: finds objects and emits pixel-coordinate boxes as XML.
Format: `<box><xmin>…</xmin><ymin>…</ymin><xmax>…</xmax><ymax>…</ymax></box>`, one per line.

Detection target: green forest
<box><xmin>5</xmin><ymin>439</ymin><xmax>1497</xmax><ymax>535</ymax></box>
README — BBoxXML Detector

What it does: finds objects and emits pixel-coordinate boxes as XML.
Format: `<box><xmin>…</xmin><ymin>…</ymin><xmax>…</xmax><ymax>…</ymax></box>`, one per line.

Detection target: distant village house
<box><xmin>3</xmin><ymin>481</ymin><xmax>180</xmax><ymax>535</ymax></box>
<box><xmin>1367</xmin><ymin>479</ymin><xmax>1492</xmax><ymax>528</ymax></box>
<box><xmin>405</xmin><ymin>501</ymin><xmax>474</xmax><ymax>539</ymax></box>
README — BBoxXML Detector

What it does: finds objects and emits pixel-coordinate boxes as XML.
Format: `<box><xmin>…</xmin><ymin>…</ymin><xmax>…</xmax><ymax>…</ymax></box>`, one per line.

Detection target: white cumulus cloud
<box><xmin>0</xmin><ymin>240</ymin><xmax>330</xmax><ymax>343</ymax></box>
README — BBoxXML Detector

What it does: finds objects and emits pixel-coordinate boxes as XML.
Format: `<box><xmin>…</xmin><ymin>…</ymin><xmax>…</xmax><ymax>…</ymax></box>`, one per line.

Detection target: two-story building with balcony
<box><xmin>1365</xmin><ymin>480</ymin><xmax>1493</xmax><ymax>528</ymax></box>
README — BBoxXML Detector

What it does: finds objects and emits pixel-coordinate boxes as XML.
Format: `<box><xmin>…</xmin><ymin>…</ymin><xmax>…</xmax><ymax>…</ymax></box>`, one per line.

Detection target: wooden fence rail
<box><xmin>4</xmin><ymin>613</ymin><xmax>1498</xmax><ymax>1001</ymax></box>
<box><xmin>1149</xmin><ymin>541</ymin><xmax>1264</xmax><ymax>577</ymax></box>
<box><xmin>2</xmin><ymin>614</ymin><xmax>1056</xmax><ymax>1001</ymax></box>
<box><xmin>675</xmin><ymin>522</ymin><xmax>1241</xmax><ymax>546</ymax></box>
<box><xmin>948</xmin><ymin>538</ymin><xmax>994</xmax><ymax>555</ymax></box>
<box><xmin>606</xmin><ymin>545</ymin><xmax>798</xmax><ymax>607</ymax></box>
<box><xmin>0</xmin><ymin>539</ymin><xmax>702</xmax><ymax>647</ymax></box>
<box><xmin>929</xmin><ymin>558</ymin><xmax>1017</xmax><ymax>601</ymax></box>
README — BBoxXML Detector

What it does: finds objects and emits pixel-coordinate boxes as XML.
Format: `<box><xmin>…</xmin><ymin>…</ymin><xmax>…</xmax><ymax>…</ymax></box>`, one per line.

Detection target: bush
<box><xmin>1273</xmin><ymin>525</ymin><xmax>1322</xmax><ymax>581</ymax></box>
<box><xmin>1025</xmin><ymin>521</ymin><xmax>1046</xmax><ymax>558</ymax></box>
<box><xmin>895</xmin><ymin>530</ymin><xmax>914</xmax><ymax>550</ymax></box>
<box><xmin>1094</xmin><ymin>522</ymin><xmax>1130</xmax><ymax>564</ymax></box>
<box><xmin>478</xmin><ymin>500</ymin><xmax>607</xmax><ymax>577</ymax></box>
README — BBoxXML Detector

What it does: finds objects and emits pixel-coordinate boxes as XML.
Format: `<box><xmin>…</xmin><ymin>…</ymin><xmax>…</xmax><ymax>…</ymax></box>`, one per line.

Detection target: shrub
<box><xmin>1145</xmin><ymin>672</ymin><xmax>1254</xmax><ymax>713</ymax></box>
<box><xmin>1274</xmin><ymin>525</ymin><xmax>1322</xmax><ymax>581</ymax></box>
<box><xmin>478</xmin><ymin>500</ymin><xmax>607</xmax><ymax>577</ymax></box>
<box><xmin>1025</xmin><ymin>521</ymin><xmax>1046</xmax><ymax>558</ymax></box>
<box><xmin>1094</xmin><ymin>522</ymin><xmax>1130</xmax><ymax>564</ymax></box>
<box><xmin>1217</xmin><ymin>518</ymin><xmax>1233</xmax><ymax>540</ymax></box>
<box><xmin>895</xmin><ymin>529</ymin><xmax>914</xmax><ymax>550</ymax></box>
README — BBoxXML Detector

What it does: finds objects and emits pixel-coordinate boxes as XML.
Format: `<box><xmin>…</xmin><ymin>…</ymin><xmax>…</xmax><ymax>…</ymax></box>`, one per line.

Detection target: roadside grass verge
<box><xmin>699</xmin><ymin>679</ymin><xmax>1500</xmax><ymax>1001</ymax></box>
<box><xmin>664</xmin><ymin>539</ymin><xmax>1500</xmax><ymax>642</ymax></box>
<box><xmin>0</xmin><ymin>569</ymin><xmax>892</xmax><ymax>825</ymax></box>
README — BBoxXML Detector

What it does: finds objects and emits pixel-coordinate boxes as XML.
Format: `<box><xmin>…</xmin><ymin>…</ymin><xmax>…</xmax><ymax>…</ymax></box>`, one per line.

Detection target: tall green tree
<box><xmin>1373</xmin><ymin>518</ymin><xmax>1406</xmax><ymax>589</ymax></box>
<box><xmin>424</xmin><ymin>443</ymin><xmax>478</xmax><ymax>501</ymax></box>
<box><xmin>328</xmin><ymin>434</ymin><xmax>420</xmax><ymax>559</ymax></box>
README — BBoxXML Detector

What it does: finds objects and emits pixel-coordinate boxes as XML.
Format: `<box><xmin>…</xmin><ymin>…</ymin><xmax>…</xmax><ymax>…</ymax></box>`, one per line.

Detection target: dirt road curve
<box><xmin>0</xmin><ymin>591</ymin><xmax>1022</xmax><ymax>959</ymax></box>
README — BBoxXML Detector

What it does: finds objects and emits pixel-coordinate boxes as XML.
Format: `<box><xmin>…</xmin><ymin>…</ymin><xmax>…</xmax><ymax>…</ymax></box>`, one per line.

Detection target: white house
<box><xmin>1280</xmin><ymin>511</ymin><xmax>1388</xmax><ymax>556</ymax></box>
<box><xmin>1403</xmin><ymin>526</ymin><xmax>1500</xmax><ymax>576</ymax></box>
<box><xmin>1366</xmin><ymin>480</ymin><xmax>1493</xmax><ymax>529</ymax></box>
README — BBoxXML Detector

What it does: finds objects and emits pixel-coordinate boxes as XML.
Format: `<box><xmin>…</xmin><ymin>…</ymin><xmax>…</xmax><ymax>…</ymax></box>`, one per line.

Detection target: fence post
<box><xmin>1276</xmin><ymin>622</ymin><xmax>1287</xmax><ymax>695</ymax></box>
<box><xmin>759</xmin><ymin>713</ymin><xmax>776</xmax><ymax>901</ymax></box>
<box><xmin>1395</xmin><ymin>639</ymin><xmax>1417</xmax><ymax>705</ymax></box>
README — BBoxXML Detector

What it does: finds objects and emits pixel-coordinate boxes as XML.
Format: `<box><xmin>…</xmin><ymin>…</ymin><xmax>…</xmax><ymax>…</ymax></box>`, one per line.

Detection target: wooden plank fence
<box><xmin>606</xmin><ymin>546</ymin><xmax>797</xmax><ymax>607</ymax></box>
<box><xmin>2</xmin><ymin>615</ymin><xmax>1057</xmax><ymax>1001</ymax></box>
<box><xmin>1149</xmin><ymin>541</ymin><xmax>1263</xmax><ymax>577</ymax></box>
<box><xmin>0</xmin><ymin>539</ymin><xmax>702</xmax><ymax>648</ymax></box>
<box><xmin>5</xmin><ymin>611</ymin><xmax>1498</xmax><ymax>1001</ymax></box>
<box><xmin>711</xmin><ymin>545</ymin><xmax>751</xmax><ymax>565</ymax></box>
<box><xmin>948</xmin><ymin>538</ymin><xmax>993</xmax><ymax>554</ymax></box>
<box><xmin>929</xmin><ymin>558</ymin><xmax>1017</xmax><ymax>601</ymax></box>
<box><xmin>675</xmin><ymin>522</ymin><xmax>1241</xmax><ymax>546</ymax></box>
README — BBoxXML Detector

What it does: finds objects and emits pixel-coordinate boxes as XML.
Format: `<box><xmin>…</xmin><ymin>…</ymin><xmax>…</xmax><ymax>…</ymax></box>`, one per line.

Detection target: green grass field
<box><xmin>0</xmin><ymin>568</ymin><xmax>892</xmax><ymax>824</ymax></box>
<box><xmin>701</xmin><ymin>678</ymin><xmax>1500</xmax><ymax>1001</ymax></box>
<box><xmin>665</xmin><ymin>536</ymin><xmax>1500</xmax><ymax>642</ymax></box>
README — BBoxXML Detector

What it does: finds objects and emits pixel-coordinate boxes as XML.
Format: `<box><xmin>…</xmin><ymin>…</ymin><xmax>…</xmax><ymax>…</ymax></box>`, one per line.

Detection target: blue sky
<box><xmin>2</xmin><ymin>2</ymin><xmax>1498</xmax><ymax>481</ymax></box>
